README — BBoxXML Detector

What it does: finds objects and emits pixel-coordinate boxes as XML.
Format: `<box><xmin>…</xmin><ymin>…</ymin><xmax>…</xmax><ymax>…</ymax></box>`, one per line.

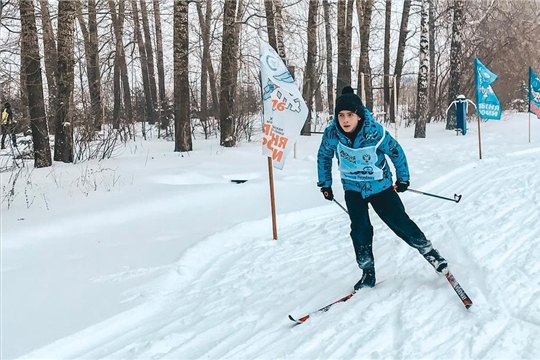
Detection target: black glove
<box><xmin>320</xmin><ymin>186</ymin><xmax>334</xmax><ymax>201</ymax></box>
<box><xmin>395</xmin><ymin>180</ymin><xmax>410</xmax><ymax>193</ymax></box>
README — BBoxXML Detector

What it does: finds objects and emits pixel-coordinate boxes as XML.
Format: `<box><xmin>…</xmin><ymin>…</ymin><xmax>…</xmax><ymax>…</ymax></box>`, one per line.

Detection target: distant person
<box><xmin>1</xmin><ymin>102</ymin><xmax>17</xmax><ymax>149</ymax></box>
<box><xmin>317</xmin><ymin>86</ymin><xmax>448</xmax><ymax>291</ymax></box>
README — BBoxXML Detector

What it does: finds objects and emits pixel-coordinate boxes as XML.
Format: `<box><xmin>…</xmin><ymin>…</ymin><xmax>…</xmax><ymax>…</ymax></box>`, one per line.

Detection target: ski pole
<box><xmin>333</xmin><ymin>199</ymin><xmax>349</xmax><ymax>214</ymax></box>
<box><xmin>405</xmin><ymin>188</ymin><xmax>462</xmax><ymax>203</ymax></box>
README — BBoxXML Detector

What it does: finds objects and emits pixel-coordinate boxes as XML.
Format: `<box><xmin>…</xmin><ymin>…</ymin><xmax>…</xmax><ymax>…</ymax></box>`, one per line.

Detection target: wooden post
<box><xmin>477</xmin><ymin>116</ymin><xmax>482</xmax><ymax>160</ymax></box>
<box><xmin>393</xmin><ymin>75</ymin><xmax>398</xmax><ymax>139</ymax></box>
<box><xmin>360</xmin><ymin>72</ymin><xmax>366</xmax><ymax>105</ymax></box>
<box><xmin>529</xmin><ymin>113</ymin><xmax>531</xmax><ymax>143</ymax></box>
<box><xmin>267</xmin><ymin>157</ymin><xmax>278</xmax><ymax>240</ymax></box>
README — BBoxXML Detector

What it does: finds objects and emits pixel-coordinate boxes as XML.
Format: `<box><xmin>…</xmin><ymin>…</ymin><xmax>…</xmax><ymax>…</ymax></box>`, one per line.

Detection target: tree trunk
<box><xmin>274</xmin><ymin>0</ymin><xmax>287</xmax><ymax>62</ymax></box>
<box><xmin>77</xmin><ymin>0</ymin><xmax>102</xmax><ymax>131</ymax></box>
<box><xmin>54</xmin><ymin>0</ymin><xmax>76</xmax><ymax>163</ymax></box>
<box><xmin>322</xmin><ymin>0</ymin><xmax>334</xmax><ymax>113</ymax></box>
<box><xmin>446</xmin><ymin>0</ymin><xmax>464</xmax><ymax>130</ymax></box>
<box><xmin>196</xmin><ymin>0</ymin><xmax>209</xmax><ymax>128</ymax></box>
<box><xmin>301</xmin><ymin>0</ymin><xmax>319</xmax><ymax>136</ymax></box>
<box><xmin>174</xmin><ymin>0</ymin><xmax>191</xmax><ymax>151</ymax></box>
<box><xmin>230</xmin><ymin>0</ymin><xmax>244</xmax><ymax>116</ymax></box>
<box><xmin>264</xmin><ymin>0</ymin><xmax>277</xmax><ymax>52</ymax></box>
<box><xmin>357</xmin><ymin>0</ymin><xmax>374</xmax><ymax>110</ymax></box>
<box><xmin>414</xmin><ymin>0</ymin><xmax>429</xmax><ymax>138</ymax></box>
<box><xmin>152</xmin><ymin>0</ymin><xmax>167</xmax><ymax>130</ymax></box>
<box><xmin>140</xmin><ymin>0</ymin><xmax>158</xmax><ymax>110</ymax></box>
<box><xmin>394</xmin><ymin>0</ymin><xmax>412</xmax><ymax>105</ymax></box>
<box><xmin>336</xmin><ymin>0</ymin><xmax>348</xmax><ymax>95</ymax></box>
<box><xmin>109</xmin><ymin>0</ymin><xmax>133</xmax><ymax>122</ymax></box>
<box><xmin>20</xmin><ymin>0</ymin><xmax>52</xmax><ymax>168</ymax></box>
<box><xmin>38</xmin><ymin>0</ymin><xmax>57</xmax><ymax>134</ymax></box>
<box><xmin>131</xmin><ymin>0</ymin><xmax>154</xmax><ymax>124</ymax></box>
<box><xmin>220</xmin><ymin>0</ymin><xmax>238</xmax><ymax>147</ymax></box>
<box><xmin>383</xmin><ymin>0</ymin><xmax>391</xmax><ymax>122</ymax></box>
<box><xmin>428</xmin><ymin>0</ymin><xmax>436</xmax><ymax>119</ymax></box>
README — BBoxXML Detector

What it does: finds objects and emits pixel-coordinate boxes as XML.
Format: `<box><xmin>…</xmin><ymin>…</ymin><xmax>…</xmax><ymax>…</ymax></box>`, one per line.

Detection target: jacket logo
<box><xmin>362</xmin><ymin>154</ymin><xmax>371</xmax><ymax>162</ymax></box>
<box><xmin>339</xmin><ymin>150</ymin><xmax>356</xmax><ymax>163</ymax></box>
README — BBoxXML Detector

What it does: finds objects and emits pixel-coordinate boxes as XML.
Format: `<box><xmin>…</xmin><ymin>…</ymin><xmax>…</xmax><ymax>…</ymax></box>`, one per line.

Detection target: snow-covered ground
<box><xmin>2</xmin><ymin>113</ymin><xmax>540</xmax><ymax>359</ymax></box>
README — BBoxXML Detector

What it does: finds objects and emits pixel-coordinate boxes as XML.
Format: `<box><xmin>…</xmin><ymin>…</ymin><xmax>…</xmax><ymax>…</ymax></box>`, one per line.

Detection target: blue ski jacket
<box><xmin>317</xmin><ymin>109</ymin><xmax>409</xmax><ymax>198</ymax></box>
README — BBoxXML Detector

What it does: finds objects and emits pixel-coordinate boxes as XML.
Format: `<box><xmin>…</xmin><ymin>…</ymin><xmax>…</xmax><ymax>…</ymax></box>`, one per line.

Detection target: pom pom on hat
<box><xmin>334</xmin><ymin>85</ymin><xmax>365</xmax><ymax>119</ymax></box>
<box><xmin>342</xmin><ymin>86</ymin><xmax>354</xmax><ymax>94</ymax></box>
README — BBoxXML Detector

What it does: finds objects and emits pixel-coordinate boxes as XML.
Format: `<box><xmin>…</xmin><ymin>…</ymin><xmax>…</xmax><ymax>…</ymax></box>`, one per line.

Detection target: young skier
<box><xmin>317</xmin><ymin>86</ymin><xmax>448</xmax><ymax>291</ymax></box>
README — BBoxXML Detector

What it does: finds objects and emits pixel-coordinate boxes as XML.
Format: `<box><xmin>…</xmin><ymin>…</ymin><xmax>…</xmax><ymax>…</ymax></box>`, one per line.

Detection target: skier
<box><xmin>317</xmin><ymin>86</ymin><xmax>448</xmax><ymax>291</ymax></box>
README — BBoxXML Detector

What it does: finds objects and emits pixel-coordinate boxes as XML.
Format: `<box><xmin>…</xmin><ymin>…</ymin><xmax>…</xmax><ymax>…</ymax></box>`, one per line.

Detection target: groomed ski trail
<box><xmin>20</xmin><ymin>150</ymin><xmax>540</xmax><ymax>360</ymax></box>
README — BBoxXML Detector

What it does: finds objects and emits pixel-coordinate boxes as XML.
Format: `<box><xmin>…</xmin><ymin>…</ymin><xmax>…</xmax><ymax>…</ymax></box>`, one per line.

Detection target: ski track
<box><xmin>20</xmin><ymin>148</ymin><xmax>540</xmax><ymax>360</ymax></box>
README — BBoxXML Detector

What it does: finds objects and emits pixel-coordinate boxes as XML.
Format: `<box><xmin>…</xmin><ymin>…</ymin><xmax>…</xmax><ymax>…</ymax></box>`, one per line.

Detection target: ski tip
<box><xmin>465</xmin><ymin>302</ymin><xmax>473</xmax><ymax>310</ymax></box>
<box><xmin>288</xmin><ymin>314</ymin><xmax>307</xmax><ymax>324</ymax></box>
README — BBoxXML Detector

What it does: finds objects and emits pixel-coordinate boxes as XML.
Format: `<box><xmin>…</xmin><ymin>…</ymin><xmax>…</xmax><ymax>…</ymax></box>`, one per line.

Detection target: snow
<box><xmin>2</xmin><ymin>112</ymin><xmax>540</xmax><ymax>359</ymax></box>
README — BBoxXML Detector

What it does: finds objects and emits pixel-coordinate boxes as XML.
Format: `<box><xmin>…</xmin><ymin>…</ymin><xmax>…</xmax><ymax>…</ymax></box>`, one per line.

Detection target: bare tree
<box><xmin>428</xmin><ymin>0</ymin><xmax>437</xmax><ymax>118</ymax></box>
<box><xmin>219</xmin><ymin>0</ymin><xmax>238</xmax><ymax>147</ymax></box>
<box><xmin>174</xmin><ymin>0</ymin><xmax>191</xmax><ymax>151</ymax></box>
<box><xmin>274</xmin><ymin>0</ymin><xmax>287</xmax><ymax>62</ymax></box>
<box><xmin>38</xmin><ymin>0</ymin><xmax>57</xmax><ymax>133</ymax></box>
<box><xmin>264</xmin><ymin>0</ymin><xmax>277</xmax><ymax>52</ymax></box>
<box><xmin>393</xmin><ymin>0</ymin><xmax>412</xmax><ymax>104</ymax></box>
<box><xmin>54</xmin><ymin>0</ymin><xmax>76</xmax><ymax>163</ymax></box>
<box><xmin>20</xmin><ymin>0</ymin><xmax>52</xmax><ymax>168</ymax></box>
<box><xmin>322</xmin><ymin>0</ymin><xmax>334</xmax><ymax>112</ymax></box>
<box><xmin>446</xmin><ymin>0</ymin><xmax>464</xmax><ymax>130</ymax></box>
<box><xmin>357</xmin><ymin>0</ymin><xmax>374</xmax><ymax>110</ymax></box>
<box><xmin>109</xmin><ymin>0</ymin><xmax>133</xmax><ymax>124</ymax></box>
<box><xmin>76</xmin><ymin>0</ymin><xmax>102</xmax><ymax>131</ymax></box>
<box><xmin>131</xmin><ymin>0</ymin><xmax>154</xmax><ymax>124</ymax></box>
<box><xmin>336</xmin><ymin>0</ymin><xmax>353</xmax><ymax>95</ymax></box>
<box><xmin>415</xmin><ymin>0</ymin><xmax>429</xmax><ymax>138</ymax></box>
<box><xmin>383</xmin><ymin>0</ymin><xmax>391</xmax><ymax>121</ymax></box>
<box><xmin>139</xmin><ymin>0</ymin><xmax>158</xmax><ymax>110</ymax></box>
<box><xmin>301</xmin><ymin>0</ymin><xmax>319</xmax><ymax>135</ymax></box>
<box><xmin>152</xmin><ymin>0</ymin><xmax>167</xmax><ymax>130</ymax></box>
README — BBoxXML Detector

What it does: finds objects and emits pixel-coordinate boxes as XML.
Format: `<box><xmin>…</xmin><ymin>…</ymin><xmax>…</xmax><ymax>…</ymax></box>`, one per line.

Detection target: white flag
<box><xmin>259</xmin><ymin>39</ymin><xmax>308</xmax><ymax>170</ymax></box>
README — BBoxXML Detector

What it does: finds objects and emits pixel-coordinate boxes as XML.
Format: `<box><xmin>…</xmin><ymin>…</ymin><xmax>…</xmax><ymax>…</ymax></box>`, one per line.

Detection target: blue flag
<box><xmin>529</xmin><ymin>67</ymin><xmax>540</xmax><ymax>118</ymax></box>
<box><xmin>474</xmin><ymin>58</ymin><xmax>501</xmax><ymax>120</ymax></box>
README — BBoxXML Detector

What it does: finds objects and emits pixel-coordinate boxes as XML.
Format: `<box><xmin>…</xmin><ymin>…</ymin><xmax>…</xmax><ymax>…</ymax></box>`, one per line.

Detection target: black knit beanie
<box><xmin>334</xmin><ymin>86</ymin><xmax>365</xmax><ymax>120</ymax></box>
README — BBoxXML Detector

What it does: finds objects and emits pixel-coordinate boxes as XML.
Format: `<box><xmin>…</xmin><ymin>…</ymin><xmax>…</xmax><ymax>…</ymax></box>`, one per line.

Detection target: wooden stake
<box><xmin>529</xmin><ymin>112</ymin><xmax>531</xmax><ymax>143</ymax></box>
<box><xmin>267</xmin><ymin>156</ymin><xmax>278</xmax><ymax>240</ymax></box>
<box><xmin>477</xmin><ymin>116</ymin><xmax>482</xmax><ymax>160</ymax></box>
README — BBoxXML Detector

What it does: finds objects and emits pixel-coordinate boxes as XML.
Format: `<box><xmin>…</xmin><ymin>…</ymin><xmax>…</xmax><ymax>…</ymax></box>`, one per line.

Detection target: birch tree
<box><xmin>174</xmin><ymin>0</ymin><xmax>191</xmax><ymax>151</ymax></box>
<box><xmin>446</xmin><ymin>0</ymin><xmax>464</xmax><ymax>130</ymax></box>
<box><xmin>38</xmin><ymin>0</ymin><xmax>57</xmax><ymax>133</ymax></box>
<box><xmin>415</xmin><ymin>0</ymin><xmax>429</xmax><ymax>138</ymax></box>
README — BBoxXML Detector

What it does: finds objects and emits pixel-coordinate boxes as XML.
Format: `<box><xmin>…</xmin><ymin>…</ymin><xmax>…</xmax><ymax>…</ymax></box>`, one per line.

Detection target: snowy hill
<box><xmin>3</xmin><ymin>113</ymin><xmax>540</xmax><ymax>359</ymax></box>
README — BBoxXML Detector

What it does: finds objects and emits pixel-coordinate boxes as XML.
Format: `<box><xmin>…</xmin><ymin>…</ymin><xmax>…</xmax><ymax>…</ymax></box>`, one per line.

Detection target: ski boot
<box><xmin>423</xmin><ymin>248</ymin><xmax>448</xmax><ymax>273</ymax></box>
<box><xmin>354</xmin><ymin>269</ymin><xmax>376</xmax><ymax>291</ymax></box>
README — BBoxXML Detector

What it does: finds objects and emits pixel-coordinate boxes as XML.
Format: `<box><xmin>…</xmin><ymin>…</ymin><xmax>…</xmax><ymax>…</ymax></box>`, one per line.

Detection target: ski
<box><xmin>288</xmin><ymin>292</ymin><xmax>355</xmax><ymax>324</ymax></box>
<box><xmin>443</xmin><ymin>268</ymin><xmax>473</xmax><ymax>309</ymax></box>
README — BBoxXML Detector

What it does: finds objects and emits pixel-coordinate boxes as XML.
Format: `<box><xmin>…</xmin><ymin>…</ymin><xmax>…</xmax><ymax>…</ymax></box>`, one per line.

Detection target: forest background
<box><xmin>0</xmin><ymin>0</ymin><xmax>539</xmax><ymax>169</ymax></box>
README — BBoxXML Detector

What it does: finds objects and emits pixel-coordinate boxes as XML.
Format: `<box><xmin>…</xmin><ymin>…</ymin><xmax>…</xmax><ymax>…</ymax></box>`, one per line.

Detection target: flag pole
<box><xmin>529</xmin><ymin>113</ymin><xmax>532</xmax><ymax>143</ymax></box>
<box><xmin>477</xmin><ymin>116</ymin><xmax>482</xmax><ymax>159</ymax></box>
<box><xmin>267</xmin><ymin>157</ymin><xmax>278</xmax><ymax>240</ymax></box>
<box><xmin>258</xmin><ymin>3</ymin><xmax>278</xmax><ymax>240</ymax></box>
<box><xmin>393</xmin><ymin>75</ymin><xmax>398</xmax><ymax>139</ymax></box>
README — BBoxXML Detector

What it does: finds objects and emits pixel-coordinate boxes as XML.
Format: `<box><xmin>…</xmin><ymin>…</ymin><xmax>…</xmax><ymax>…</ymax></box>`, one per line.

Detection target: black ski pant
<box><xmin>344</xmin><ymin>187</ymin><xmax>433</xmax><ymax>271</ymax></box>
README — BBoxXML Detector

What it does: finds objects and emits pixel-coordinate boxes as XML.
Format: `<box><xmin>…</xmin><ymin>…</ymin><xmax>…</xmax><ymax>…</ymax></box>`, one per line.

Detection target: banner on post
<box><xmin>529</xmin><ymin>67</ymin><xmax>540</xmax><ymax>118</ymax></box>
<box><xmin>474</xmin><ymin>58</ymin><xmax>501</xmax><ymax>120</ymax></box>
<box><xmin>259</xmin><ymin>39</ymin><xmax>308</xmax><ymax>170</ymax></box>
